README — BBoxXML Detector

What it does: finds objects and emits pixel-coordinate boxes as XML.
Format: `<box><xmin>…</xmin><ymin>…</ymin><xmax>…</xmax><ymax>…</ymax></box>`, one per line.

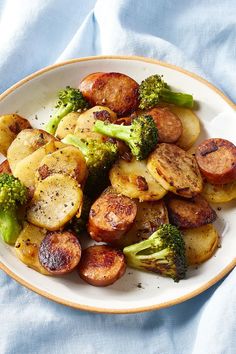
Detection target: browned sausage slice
<box><xmin>0</xmin><ymin>160</ymin><xmax>11</xmax><ymax>174</ymax></box>
<box><xmin>79</xmin><ymin>72</ymin><xmax>139</xmax><ymax>116</ymax></box>
<box><xmin>147</xmin><ymin>107</ymin><xmax>182</xmax><ymax>143</ymax></box>
<box><xmin>39</xmin><ymin>231</ymin><xmax>81</xmax><ymax>274</ymax></box>
<box><xmin>196</xmin><ymin>138</ymin><xmax>236</xmax><ymax>184</ymax></box>
<box><xmin>166</xmin><ymin>195</ymin><xmax>217</xmax><ymax>229</ymax></box>
<box><xmin>88</xmin><ymin>187</ymin><xmax>137</xmax><ymax>243</ymax></box>
<box><xmin>78</xmin><ymin>245</ymin><xmax>126</xmax><ymax>287</ymax></box>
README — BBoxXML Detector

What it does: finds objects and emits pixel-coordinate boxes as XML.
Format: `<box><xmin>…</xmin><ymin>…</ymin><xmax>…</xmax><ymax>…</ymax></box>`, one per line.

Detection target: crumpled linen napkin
<box><xmin>0</xmin><ymin>1</ymin><xmax>235</xmax><ymax>353</ymax></box>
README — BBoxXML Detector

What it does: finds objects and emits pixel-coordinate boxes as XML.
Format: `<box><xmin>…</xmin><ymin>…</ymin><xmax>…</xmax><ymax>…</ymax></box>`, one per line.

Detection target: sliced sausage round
<box><xmin>166</xmin><ymin>194</ymin><xmax>217</xmax><ymax>229</ymax></box>
<box><xmin>0</xmin><ymin>160</ymin><xmax>12</xmax><ymax>174</ymax></box>
<box><xmin>39</xmin><ymin>231</ymin><xmax>81</xmax><ymax>274</ymax></box>
<box><xmin>78</xmin><ymin>245</ymin><xmax>126</xmax><ymax>287</ymax></box>
<box><xmin>114</xmin><ymin>116</ymin><xmax>132</xmax><ymax>126</ymax></box>
<box><xmin>196</xmin><ymin>138</ymin><xmax>236</xmax><ymax>184</ymax></box>
<box><xmin>79</xmin><ymin>72</ymin><xmax>139</xmax><ymax>116</ymax></box>
<box><xmin>87</xmin><ymin>187</ymin><xmax>137</xmax><ymax>243</ymax></box>
<box><xmin>147</xmin><ymin>107</ymin><xmax>182</xmax><ymax>143</ymax></box>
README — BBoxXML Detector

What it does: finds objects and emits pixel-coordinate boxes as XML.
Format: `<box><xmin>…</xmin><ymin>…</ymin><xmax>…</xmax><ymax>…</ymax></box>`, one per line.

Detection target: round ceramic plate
<box><xmin>0</xmin><ymin>56</ymin><xmax>235</xmax><ymax>313</ymax></box>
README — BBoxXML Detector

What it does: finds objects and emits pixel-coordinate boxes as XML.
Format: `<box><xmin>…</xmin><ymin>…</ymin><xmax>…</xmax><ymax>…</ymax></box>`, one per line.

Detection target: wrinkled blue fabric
<box><xmin>0</xmin><ymin>1</ymin><xmax>235</xmax><ymax>353</ymax></box>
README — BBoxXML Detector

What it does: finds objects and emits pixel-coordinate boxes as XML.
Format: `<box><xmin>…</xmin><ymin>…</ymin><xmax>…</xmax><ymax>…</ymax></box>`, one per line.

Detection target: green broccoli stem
<box><xmin>124</xmin><ymin>233</ymin><xmax>162</xmax><ymax>257</ymax></box>
<box><xmin>62</xmin><ymin>135</ymin><xmax>90</xmax><ymax>157</ymax></box>
<box><xmin>93</xmin><ymin>120</ymin><xmax>131</xmax><ymax>141</ymax></box>
<box><xmin>0</xmin><ymin>208</ymin><xmax>22</xmax><ymax>244</ymax></box>
<box><xmin>45</xmin><ymin>102</ymin><xmax>74</xmax><ymax>135</ymax></box>
<box><xmin>160</xmin><ymin>88</ymin><xmax>194</xmax><ymax>108</ymax></box>
<box><xmin>125</xmin><ymin>248</ymin><xmax>169</xmax><ymax>270</ymax></box>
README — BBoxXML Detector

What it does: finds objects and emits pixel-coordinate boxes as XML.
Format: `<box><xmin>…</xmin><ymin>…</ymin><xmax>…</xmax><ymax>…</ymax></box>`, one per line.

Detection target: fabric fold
<box><xmin>0</xmin><ymin>0</ymin><xmax>235</xmax><ymax>353</ymax></box>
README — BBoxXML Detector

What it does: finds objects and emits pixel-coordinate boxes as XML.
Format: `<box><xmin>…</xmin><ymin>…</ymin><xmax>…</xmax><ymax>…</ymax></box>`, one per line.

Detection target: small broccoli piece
<box><xmin>139</xmin><ymin>74</ymin><xmax>194</xmax><ymax>110</ymax></box>
<box><xmin>62</xmin><ymin>135</ymin><xmax>118</xmax><ymax>196</ymax></box>
<box><xmin>93</xmin><ymin>115</ymin><xmax>158</xmax><ymax>160</ymax></box>
<box><xmin>69</xmin><ymin>195</ymin><xmax>92</xmax><ymax>236</ymax></box>
<box><xmin>45</xmin><ymin>86</ymin><xmax>89</xmax><ymax>135</ymax></box>
<box><xmin>123</xmin><ymin>224</ymin><xmax>187</xmax><ymax>282</ymax></box>
<box><xmin>0</xmin><ymin>173</ymin><xmax>27</xmax><ymax>244</ymax></box>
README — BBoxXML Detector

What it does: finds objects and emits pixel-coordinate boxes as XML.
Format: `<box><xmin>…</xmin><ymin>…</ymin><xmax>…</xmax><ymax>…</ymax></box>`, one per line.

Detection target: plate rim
<box><xmin>0</xmin><ymin>55</ymin><xmax>235</xmax><ymax>314</ymax></box>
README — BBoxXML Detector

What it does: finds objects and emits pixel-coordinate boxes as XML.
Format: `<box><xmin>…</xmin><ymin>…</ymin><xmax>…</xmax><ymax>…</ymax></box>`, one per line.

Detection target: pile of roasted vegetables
<box><xmin>0</xmin><ymin>72</ymin><xmax>235</xmax><ymax>286</ymax></box>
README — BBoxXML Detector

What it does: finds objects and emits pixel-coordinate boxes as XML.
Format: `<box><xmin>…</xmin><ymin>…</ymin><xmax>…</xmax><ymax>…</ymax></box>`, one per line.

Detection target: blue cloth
<box><xmin>0</xmin><ymin>1</ymin><xmax>235</xmax><ymax>353</ymax></box>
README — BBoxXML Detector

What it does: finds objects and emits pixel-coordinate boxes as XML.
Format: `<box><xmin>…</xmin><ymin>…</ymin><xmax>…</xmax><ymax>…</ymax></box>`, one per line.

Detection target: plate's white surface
<box><xmin>0</xmin><ymin>56</ymin><xmax>235</xmax><ymax>313</ymax></box>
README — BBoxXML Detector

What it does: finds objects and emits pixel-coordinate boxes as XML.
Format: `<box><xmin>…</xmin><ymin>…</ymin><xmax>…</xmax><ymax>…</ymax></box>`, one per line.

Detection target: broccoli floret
<box><xmin>0</xmin><ymin>173</ymin><xmax>27</xmax><ymax>244</ymax></box>
<box><xmin>62</xmin><ymin>135</ymin><xmax>118</xmax><ymax>196</ymax></box>
<box><xmin>139</xmin><ymin>74</ymin><xmax>194</xmax><ymax>110</ymax></box>
<box><xmin>45</xmin><ymin>86</ymin><xmax>89</xmax><ymax>135</ymax></box>
<box><xmin>93</xmin><ymin>115</ymin><xmax>158</xmax><ymax>160</ymax></box>
<box><xmin>69</xmin><ymin>195</ymin><xmax>92</xmax><ymax>236</ymax></box>
<box><xmin>123</xmin><ymin>224</ymin><xmax>187</xmax><ymax>282</ymax></box>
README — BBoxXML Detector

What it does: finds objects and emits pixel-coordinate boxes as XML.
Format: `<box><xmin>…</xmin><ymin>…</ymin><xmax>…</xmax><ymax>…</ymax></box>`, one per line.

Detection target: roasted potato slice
<box><xmin>182</xmin><ymin>224</ymin><xmax>219</xmax><ymax>265</ymax></box>
<box><xmin>27</xmin><ymin>173</ymin><xmax>83</xmax><ymax>230</ymax></box>
<box><xmin>166</xmin><ymin>195</ymin><xmax>217</xmax><ymax>229</ymax></box>
<box><xmin>74</xmin><ymin>106</ymin><xmax>117</xmax><ymax>141</ymax></box>
<box><xmin>36</xmin><ymin>146</ymin><xmax>87</xmax><ymax>185</ymax></box>
<box><xmin>78</xmin><ymin>245</ymin><xmax>126</xmax><ymax>287</ymax></box>
<box><xmin>170</xmin><ymin>106</ymin><xmax>200</xmax><ymax>150</ymax></box>
<box><xmin>54</xmin><ymin>141</ymin><xmax>67</xmax><ymax>149</ymax></box>
<box><xmin>55</xmin><ymin>112</ymin><xmax>81</xmax><ymax>140</ymax></box>
<box><xmin>116</xmin><ymin>200</ymin><xmax>169</xmax><ymax>248</ymax></box>
<box><xmin>14</xmin><ymin>223</ymin><xmax>49</xmax><ymax>275</ymax></box>
<box><xmin>187</xmin><ymin>146</ymin><xmax>197</xmax><ymax>156</ymax></box>
<box><xmin>13</xmin><ymin>141</ymin><xmax>56</xmax><ymax>187</ymax></box>
<box><xmin>202</xmin><ymin>181</ymin><xmax>236</xmax><ymax>203</ymax></box>
<box><xmin>39</xmin><ymin>231</ymin><xmax>81</xmax><ymax>274</ymax></box>
<box><xmin>147</xmin><ymin>143</ymin><xmax>203</xmax><ymax>198</ymax></box>
<box><xmin>7</xmin><ymin>129</ymin><xmax>54</xmax><ymax>172</ymax></box>
<box><xmin>0</xmin><ymin>114</ymin><xmax>31</xmax><ymax>156</ymax></box>
<box><xmin>109</xmin><ymin>157</ymin><xmax>167</xmax><ymax>201</ymax></box>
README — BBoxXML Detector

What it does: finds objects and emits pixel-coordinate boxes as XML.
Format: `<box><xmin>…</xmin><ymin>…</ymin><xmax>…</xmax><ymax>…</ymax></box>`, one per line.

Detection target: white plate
<box><xmin>0</xmin><ymin>56</ymin><xmax>235</xmax><ymax>313</ymax></box>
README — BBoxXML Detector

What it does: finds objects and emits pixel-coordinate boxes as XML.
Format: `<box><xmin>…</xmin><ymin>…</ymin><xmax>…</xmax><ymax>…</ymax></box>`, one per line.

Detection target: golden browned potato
<box><xmin>147</xmin><ymin>143</ymin><xmax>203</xmax><ymax>198</ymax></box>
<box><xmin>14</xmin><ymin>223</ymin><xmax>50</xmax><ymax>275</ymax></box>
<box><xmin>182</xmin><ymin>224</ymin><xmax>219</xmax><ymax>265</ymax></box>
<box><xmin>202</xmin><ymin>180</ymin><xmax>236</xmax><ymax>203</ymax></box>
<box><xmin>109</xmin><ymin>157</ymin><xmax>167</xmax><ymax>201</ymax></box>
<box><xmin>54</xmin><ymin>141</ymin><xmax>67</xmax><ymax>149</ymax></box>
<box><xmin>116</xmin><ymin>200</ymin><xmax>169</xmax><ymax>248</ymax></box>
<box><xmin>166</xmin><ymin>195</ymin><xmax>217</xmax><ymax>229</ymax></box>
<box><xmin>79</xmin><ymin>72</ymin><xmax>139</xmax><ymax>116</ymax></box>
<box><xmin>74</xmin><ymin>106</ymin><xmax>117</xmax><ymax>141</ymax></box>
<box><xmin>187</xmin><ymin>145</ymin><xmax>197</xmax><ymax>156</ymax></box>
<box><xmin>88</xmin><ymin>187</ymin><xmax>137</xmax><ymax>244</ymax></box>
<box><xmin>78</xmin><ymin>245</ymin><xmax>126</xmax><ymax>287</ymax></box>
<box><xmin>55</xmin><ymin>112</ymin><xmax>81</xmax><ymax>140</ymax></box>
<box><xmin>36</xmin><ymin>146</ymin><xmax>88</xmax><ymax>186</ymax></box>
<box><xmin>0</xmin><ymin>114</ymin><xmax>31</xmax><ymax>156</ymax></box>
<box><xmin>13</xmin><ymin>141</ymin><xmax>56</xmax><ymax>187</ymax></box>
<box><xmin>169</xmin><ymin>106</ymin><xmax>200</xmax><ymax>150</ymax></box>
<box><xmin>27</xmin><ymin>173</ymin><xmax>83</xmax><ymax>230</ymax></box>
<box><xmin>39</xmin><ymin>231</ymin><xmax>81</xmax><ymax>274</ymax></box>
<box><xmin>7</xmin><ymin>129</ymin><xmax>54</xmax><ymax>172</ymax></box>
